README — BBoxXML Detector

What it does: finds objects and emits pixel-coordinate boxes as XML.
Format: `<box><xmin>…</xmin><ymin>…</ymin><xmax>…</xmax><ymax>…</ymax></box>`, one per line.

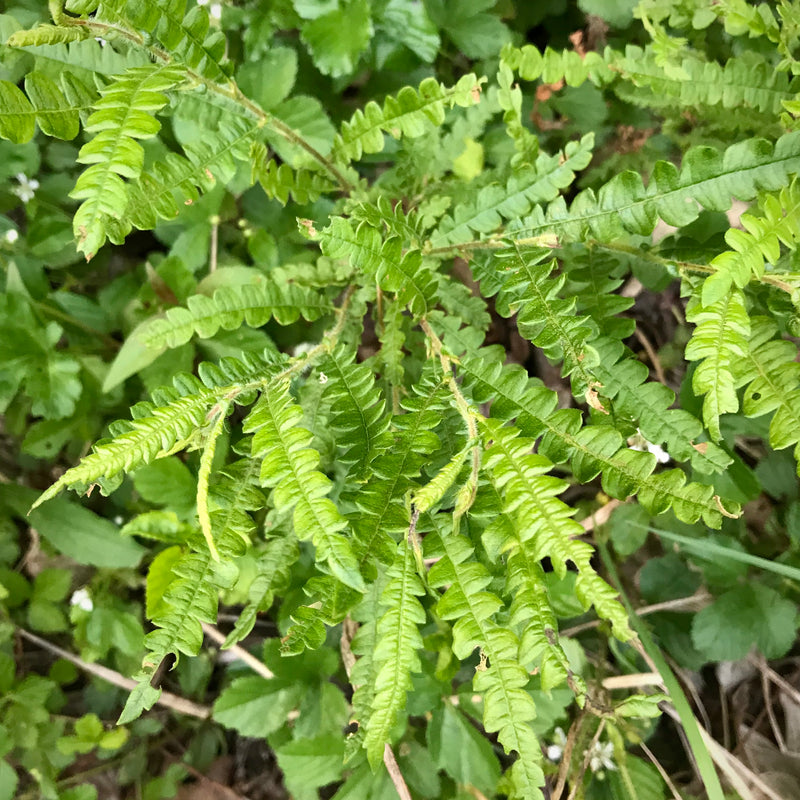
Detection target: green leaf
<box><xmin>0</xmin><ymin>485</ymin><xmax>145</xmax><ymax>568</ymax></box>
<box><xmin>70</xmin><ymin>63</ymin><xmax>186</xmax><ymax>257</ymax></box>
<box><xmin>614</xmin><ymin>692</ymin><xmax>668</xmax><ymax>719</ymax></box>
<box><xmin>691</xmin><ymin>584</ymin><xmax>799</xmax><ymax>661</ymax></box>
<box><xmin>452</xmin><ymin>136</ymin><xmax>484</xmax><ymax>182</ymax></box>
<box><xmin>0</xmin><ymin>71</ymin><xmax>89</xmax><ymax>143</ymax></box>
<box><xmin>32</xmin><ymin>568</ymin><xmax>71</xmax><ymax>603</ymax></box>
<box><xmin>685</xmin><ymin>289</ymin><xmax>751</xmax><ymax>440</ymax></box>
<box><xmin>607</xmin><ymin>503</ymin><xmax>651</xmax><ymax>557</ymax></box>
<box><xmin>363</xmin><ymin>539</ymin><xmax>426</xmax><ymax>767</ymax></box>
<box><xmin>86</xmin><ymin>608</ymin><xmax>144</xmax><ymax>658</ymax></box>
<box><xmin>294</xmin><ymin>681</ymin><xmax>349</xmax><ymax>739</ymax></box>
<box><xmin>379</xmin><ymin>0</ymin><xmax>440</xmax><ymax>62</ymax></box>
<box><xmin>578</xmin><ymin>0</ymin><xmax>638</xmax><ymax>28</ymax></box>
<box><xmin>117</xmin><ymin>681</ymin><xmax>160</xmax><ymax>725</ymax></box>
<box><xmin>638</xmin><ymin>554</ymin><xmax>701</xmax><ymax>604</ymax></box>
<box><xmin>331</xmin><ymin>72</ymin><xmax>483</xmax><ymax>163</ymax></box>
<box><xmin>30</xmin><ymin>500</ymin><xmax>146</xmax><ymax>567</ymax></box>
<box><xmin>237</xmin><ymin>46</ymin><xmax>297</xmax><ymax>110</ymax></box>
<box><xmin>133</xmin><ymin>457</ymin><xmax>196</xmax><ymax>509</ymax></box>
<box><xmin>28</xmin><ymin>601</ymin><xmax>68</xmax><ymax>633</ymax></box>
<box><xmin>213</xmin><ymin>676</ymin><xmax>300</xmax><ymax>737</ymax></box>
<box><xmin>26</xmin><ymin>353</ymin><xmax>83</xmax><ymax>420</ymax></box>
<box><xmin>0</xmin><ymin>759</ymin><xmax>18</xmax><ymax>800</ymax></box>
<box><xmin>427</xmin><ymin>704</ymin><xmax>501</xmax><ymax>795</ymax></box>
<box><xmin>268</xmin><ymin>94</ymin><xmax>337</xmax><ymax>166</ymax></box>
<box><xmin>32</xmin><ymin>352</ymin><xmax>281</xmax><ymax>508</ymax></box>
<box><xmin>98</xmin><ymin>0</ymin><xmax>228</xmax><ymax>81</ymax></box>
<box><xmin>246</xmin><ymin>381</ymin><xmax>365</xmax><ymax>591</ymax></box>
<box><xmin>140</xmin><ymin>281</ymin><xmax>334</xmax><ymax>350</ymax></box>
<box><xmin>274</xmin><ymin>735</ymin><xmax>346</xmax><ymax>800</ymax></box>
<box><xmin>442</xmin><ymin>0</ymin><xmax>510</xmax><ymax>59</ymax></box>
<box><xmin>301</xmin><ymin>0</ymin><xmax>372</xmax><ymax>78</ymax></box>
<box><xmin>146</xmin><ymin>545</ymin><xmax>184</xmax><ymax>618</ymax></box>
<box><xmin>103</xmin><ymin>319</ymin><xmax>167</xmax><ymax>393</ymax></box>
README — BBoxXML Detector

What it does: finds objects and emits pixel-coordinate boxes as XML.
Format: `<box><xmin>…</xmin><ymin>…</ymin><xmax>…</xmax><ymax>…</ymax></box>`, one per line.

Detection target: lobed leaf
<box><xmin>246</xmin><ymin>381</ymin><xmax>364</xmax><ymax>591</ymax></box>
<box><xmin>331</xmin><ymin>73</ymin><xmax>484</xmax><ymax>164</ymax></box>
<box><xmin>141</xmin><ymin>281</ymin><xmax>335</xmax><ymax>350</ymax></box>
<box><xmin>0</xmin><ymin>71</ymin><xmax>94</xmax><ymax>143</ymax></box>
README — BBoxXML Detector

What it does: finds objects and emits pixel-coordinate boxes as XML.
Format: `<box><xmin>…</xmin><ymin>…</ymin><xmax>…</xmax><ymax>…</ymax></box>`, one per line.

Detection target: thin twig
<box><xmin>759</xmin><ymin>659</ymin><xmax>787</xmax><ymax>752</ymax></box>
<box><xmin>202</xmin><ymin>623</ymin><xmax>274</xmax><ymax>679</ymax></box>
<box><xmin>749</xmin><ymin>653</ymin><xmax>800</xmax><ymax>709</ymax></box>
<box><xmin>601</xmin><ymin>672</ymin><xmax>662</xmax><ymax>690</ymax></box>
<box><xmin>720</xmin><ymin>678</ymin><xmax>731</xmax><ymax>752</ymax></box>
<box><xmin>633</xmin><ymin>326</ymin><xmax>668</xmax><ymax>386</ymax></box>
<box><xmin>561</xmin><ymin>590</ymin><xmax>712</xmax><ymax>637</ymax></box>
<box><xmin>209</xmin><ymin>217</ymin><xmax>219</xmax><ymax>273</ymax></box>
<box><xmin>17</xmin><ymin>628</ymin><xmax>210</xmax><ymax>719</ymax></box>
<box><xmin>383</xmin><ymin>744</ymin><xmax>413</xmax><ymax>800</ymax></box>
<box><xmin>639</xmin><ymin>740</ymin><xmax>686</xmax><ymax>800</ymax></box>
<box><xmin>669</xmin><ymin>657</ymin><xmax>713</xmax><ymax>735</ymax></box>
<box><xmin>551</xmin><ymin>711</ymin><xmax>584</xmax><ymax>800</ymax></box>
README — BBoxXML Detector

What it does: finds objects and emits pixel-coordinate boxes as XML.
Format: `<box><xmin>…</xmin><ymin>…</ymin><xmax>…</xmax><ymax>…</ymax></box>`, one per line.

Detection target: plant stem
<box><xmin>16</xmin><ymin>628</ymin><xmax>210</xmax><ymax>719</ymax></box>
<box><xmin>31</xmin><ymin>300</ymin><xmax>120</xmax><ymax>350</ymax></box>
<box><xmin>419</xmin><ymin>317</ymin><xmax>481</xmax><ymax>514</ymax></box>
<box><xmin>65</xmin><ymin>18</ymin><xmax>356</xmax><ymax>194</ymax></box>
<box><xmin>426</xmin><ymin>235</ymin><xmax>799</xmax><ymax>296</ymax></box>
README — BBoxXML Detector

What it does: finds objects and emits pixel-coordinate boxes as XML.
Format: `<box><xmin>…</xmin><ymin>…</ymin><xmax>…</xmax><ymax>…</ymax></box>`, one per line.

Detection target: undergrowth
<box><xmin>1</xmin><ymin>1</ymin><xmax>800</xmax><ymax>799</ymax></box>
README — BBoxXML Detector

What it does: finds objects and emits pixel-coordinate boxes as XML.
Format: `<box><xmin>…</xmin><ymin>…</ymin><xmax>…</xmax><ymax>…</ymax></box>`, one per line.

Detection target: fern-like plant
<box><xmin>5</xmin><ymin>1</ymin><xmax>800</xmax><ymax>798</ymax></box>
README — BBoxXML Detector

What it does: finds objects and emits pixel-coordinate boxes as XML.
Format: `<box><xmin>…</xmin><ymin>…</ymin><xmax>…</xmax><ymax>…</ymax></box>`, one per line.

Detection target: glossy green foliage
<box><xmin>362</xmin><ymin>539</ymin><xmax>425</xmax><ymax>767</ymax></box>
<box><xmin>141</xmin><ymin>281</ymin><xmax>335</xmax><ymax>349</ymax></box>
<box><xmin>246</xmin><ymin>381</ymin><xmax>365</xmax><ymax>591</ymax></box>
<box><xmin>331</xmin><ymin>73</ymin><xmax>484</xmax><ymax>163</ymax></box>
<box><xmin>321</xmin><ymin>217</ymin><xmax>436</xmax><ymax>315</ymax></box>
<box><xmin>481</xmin><ymin>419</ymin><xmax>631</xmax><ymax>641</ymax></box>
<box><xmin>514</xmin><ymin>132</ymin><xmax>800</xmax><ymax>244</ymax></box>
<box><xmin>685</xmin><ymin>289</ymin><xmax>751</xmax><ymax>441</ymax></box>
<box><xmin>0</xmin><ymin>71</ymin><xmax>94</xmax><ymax>143</ymax></box>
<box><xmin>33</xmin><ymin>352</ymin><xmax>283</xmax><ymax>507</ymax></box>
<box><xmin>96</xmin><ymin>0</ymin><xmax>229</xmax><ymax>79</ymax></box>
<box><xmin>71</xmin><ymin>63</ymin><xmax>186</xmax><ymax>257</ymax></box>
<box><xmin>735</xmin><ymin>316</ymin><xmax>800</xmax><ymax>472</ymax></box>
<box><xmin>5</xmin><ymin>1</ymin><xmax>800</xmax><ymax>798</ymax></box>
<box><xmin>427</xmin><ymin>526</ymin><xmax>545</xmax><ymax>797</ymax></box>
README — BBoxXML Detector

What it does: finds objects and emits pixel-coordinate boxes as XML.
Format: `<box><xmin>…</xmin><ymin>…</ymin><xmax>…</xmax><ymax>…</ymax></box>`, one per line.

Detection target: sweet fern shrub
<box><xmin>2</xmin><ymin>0</ymin><xmax>800</xmax><ymax>798</ymax></box>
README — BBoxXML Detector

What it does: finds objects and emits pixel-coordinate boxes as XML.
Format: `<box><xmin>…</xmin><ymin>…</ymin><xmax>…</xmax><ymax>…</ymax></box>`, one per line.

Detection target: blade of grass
<box><xmin>631</xmin><ymin>522</ymin><xmax>800</xmax><ymax>583</ymax></box>
<box><xmin>597</xmin><ymin>540</ymin><xmax>725</xmax><ymax>800</ymax></box>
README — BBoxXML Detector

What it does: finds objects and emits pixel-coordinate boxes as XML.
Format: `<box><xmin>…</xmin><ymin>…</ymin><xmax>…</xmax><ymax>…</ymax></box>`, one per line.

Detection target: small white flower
<box><xmin>113</xmin><ymin>515</ymin><xmax>124</xmax><ymax>525</ymax></box>
<box><xmin>12</xmin><ymin>173</ymin><xmax>39</xmax><ymax>204</ymax></box>
<box><xmin>209</xmin><ymin>2</ymin><xmax>222</xmax><ymax>19</ymax></box>
<box><xmin>628</xmin><ymin>429</ymin><xmax>670</xmax><ymax>464</ymax></box>
<box><xmin>318</xmin><ymin>372</ymin><xmax>328</xmax><ymax>384</ymax></box>
<box><xmin>3</xmin><ymin>229</ymin><xmax>19</xmax><ymax>244</ymax></box>
<box><xmin>546</xmin><ymin>727</ymin><xmax>567</xmax><ymax>762</ymax></box>
<box><xmin>585</xmin><ymin>739</ymin><xmax>617</xmax><ymax>775</ymax></box>
<box><xmin>70</xmin><ymin>588</ymin><xmax>93</xmax><ymax>612</ymax></box>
